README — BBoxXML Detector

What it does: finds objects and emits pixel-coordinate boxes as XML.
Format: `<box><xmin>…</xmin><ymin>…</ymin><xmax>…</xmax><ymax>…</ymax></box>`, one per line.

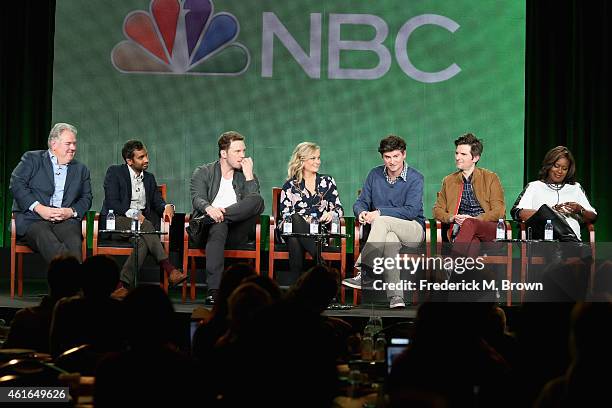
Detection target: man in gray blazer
<box><xmin>190</xmin><ymin>131</ymin><xmax>264</xmax><ymax>304</ymax></box>
<box><xmin>10</xmin><ymin>123</ymin><xmax>92</xmax><ymax>263</ymax></box>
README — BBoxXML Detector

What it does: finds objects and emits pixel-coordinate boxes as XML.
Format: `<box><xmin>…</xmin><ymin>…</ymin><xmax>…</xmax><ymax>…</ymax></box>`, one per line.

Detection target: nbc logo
<box><xmin>111</xmin><ymin>0</ymin><xmax>250</xmax><ymax>75</ymax></box>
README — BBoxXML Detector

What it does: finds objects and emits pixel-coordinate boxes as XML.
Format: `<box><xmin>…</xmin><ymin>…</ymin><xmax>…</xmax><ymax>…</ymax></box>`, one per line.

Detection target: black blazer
<box><xmin>10</xmin><ymin>150</ymin><xmax>92</xmax><ymax>236</ymax></box>
<box><xmin>100</xmin><ymin>164</ymin><xmax>166</xmax><ymax>230</ymax></box>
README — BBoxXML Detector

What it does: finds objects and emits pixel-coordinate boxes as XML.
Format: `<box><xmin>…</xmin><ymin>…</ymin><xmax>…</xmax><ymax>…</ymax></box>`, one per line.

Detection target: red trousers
<box><xmin>454</xmin><ymin>218</ymin><xmax>497</xmax><ymax>243</ymax></box>
<box><xmin>453</xmin><ymin>218</ymin><xmax>498</xmax><ymax>258</ymax></box>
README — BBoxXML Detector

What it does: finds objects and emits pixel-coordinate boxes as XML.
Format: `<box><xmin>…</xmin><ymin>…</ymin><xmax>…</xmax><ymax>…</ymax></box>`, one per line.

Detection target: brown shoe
<box><xmin>111</xmin><ymin>286</ymin><xmax>129</xmax><ymax>300</ymax></box>
<box><xmin>168</xmin><ymin>269</ymin><xmax>188</xmax><ymax>287</ymax></box>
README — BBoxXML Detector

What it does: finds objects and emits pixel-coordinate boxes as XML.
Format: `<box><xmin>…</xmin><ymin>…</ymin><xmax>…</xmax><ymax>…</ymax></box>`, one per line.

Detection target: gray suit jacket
<box><xmin>190</xmin><ymin>160</ymin><xmax>260</xmax><ymax>218</ymax></box>
<box><xmin>10</xmin><ymin>150</ymin><xmax>93</xmax><ymax>236</ymax></box>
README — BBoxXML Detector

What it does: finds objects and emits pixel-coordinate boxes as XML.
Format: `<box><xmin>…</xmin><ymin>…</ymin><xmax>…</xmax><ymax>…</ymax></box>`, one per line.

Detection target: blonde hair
<box><xmin>287</xmin><ymin>142</ymin><xmax>320</xmax><ymax>183</ymax></box>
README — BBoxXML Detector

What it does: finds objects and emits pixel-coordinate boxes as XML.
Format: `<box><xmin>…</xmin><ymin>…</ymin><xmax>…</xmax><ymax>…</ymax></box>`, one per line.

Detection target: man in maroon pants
<box><xmin>433</xmin><ymin>133</ymin><xmax>506</xmax><ymax>252</ymax></box>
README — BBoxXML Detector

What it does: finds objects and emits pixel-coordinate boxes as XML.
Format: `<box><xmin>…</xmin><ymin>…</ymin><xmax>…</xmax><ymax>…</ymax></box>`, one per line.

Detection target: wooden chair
<box><xmin>350</xmin><ymin>218</ymin><xmax>432</xmax><ymax>305</ymax></box>
<box><xmin>519</xmin><ymin>222</ymin><xmax>595</xmax><ymax>301</ymax></box>
<box><xmin>182</xmin><ymin>214</ymin><xmax>261</xmax><ymax>302</ymax></box>
<box><xmin>435</xmin><ymin>220</ymin><xmax>514</xmax><ymax>305</ymax></box>
<box><xmin>268</xmin><ymin>187</ymin><xmax>347</xmax><ymax>302</ymax></box>
<box><xmin>10</xmin><ymin>214</ymin><xmax>87</xmax><ymax>299</ymax></box>
<box><xmin>92</xmin><ymin>184</ymin><xmax>171</xmax><ymax>292</ymax></box>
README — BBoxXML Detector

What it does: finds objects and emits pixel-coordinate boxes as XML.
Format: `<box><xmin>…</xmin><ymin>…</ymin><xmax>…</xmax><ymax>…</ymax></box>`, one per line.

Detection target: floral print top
<box><xmin>279</xmin><ymin>174</ymin><xmax>344</xmax><ymax>228</ymax></box>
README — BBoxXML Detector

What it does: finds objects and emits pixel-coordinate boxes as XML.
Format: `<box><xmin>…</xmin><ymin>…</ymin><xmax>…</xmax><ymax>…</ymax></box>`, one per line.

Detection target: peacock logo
<box><xmin>111</xmin><ymin>0</ymin><xmax>250</xmax><ymax>75</ymax></box>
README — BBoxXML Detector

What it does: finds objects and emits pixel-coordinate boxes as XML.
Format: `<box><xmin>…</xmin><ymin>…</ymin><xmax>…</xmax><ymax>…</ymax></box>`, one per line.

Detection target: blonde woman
<box><xmin>279</xmin><ymin>142</ymin><xmax>343</xmax><ymax>276</ymax></box>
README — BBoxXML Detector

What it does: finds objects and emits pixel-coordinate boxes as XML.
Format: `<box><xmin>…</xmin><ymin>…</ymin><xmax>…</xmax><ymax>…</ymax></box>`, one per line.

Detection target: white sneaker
<box><xmin>342</xmin><ymin>272</ymin><xmax>362</xmax><ymax>289</ymax></box>
<box><xmin>389</xmin><ymin>296</ymin><xmax>406</xmax><ymax>309</ymax></box>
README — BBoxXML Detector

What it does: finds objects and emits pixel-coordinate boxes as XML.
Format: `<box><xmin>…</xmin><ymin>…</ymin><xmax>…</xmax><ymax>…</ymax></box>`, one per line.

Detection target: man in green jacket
<box><xmin>190</xmin><ymin>131</ymin><xmax>264</xmax><ymax>304</ymax></box>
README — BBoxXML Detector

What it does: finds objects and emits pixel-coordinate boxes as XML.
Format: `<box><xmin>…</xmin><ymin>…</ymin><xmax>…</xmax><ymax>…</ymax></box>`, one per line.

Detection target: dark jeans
<box><xmin>25</xmin><ymin>220</ymin><xmax>82</xmax><ymax>263</ymax></box>
<box><xmin>197</xmin><ymin>194</ymin><xmax>265</xmax><ymax>290</ymax></box>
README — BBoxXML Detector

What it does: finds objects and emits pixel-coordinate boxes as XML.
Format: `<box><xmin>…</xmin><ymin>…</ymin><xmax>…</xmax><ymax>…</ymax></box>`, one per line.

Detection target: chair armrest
<box><xmin>81</xmin><ymin>216</ymin><xmax>88</xmax><ymax>260</ymax></box>
<box><xmin>268</xmin><ymin>214</ymin><xmax>276</xmax><ymax>253</ymax></box>
<box><xmin>354</xmin><ymin>218</ymin><xmax>361</xmax><ymax>262</ymax></box>
<box><xmin>11</xmin><ymin>215</ymin><xmax>16</xmax><ymax>244</ymax></box>
<box><xmin>255</xmin><ymin>216</ymin><xmax>261</xmax><ymax>249</ymax></box>
<box><xmin>587</xmin><ymin>223</ymin><xmax>595</xmax><ymax>243</ymax></box>
<box><xmin>519</xmin><ymin>221</ymin><xmax>527</xmax><ymax>240</ymax></box>
<box><xmin>82</xmin><ymin>217</ymin><xmax>88</xmax><ymax>240</ymax></box>
<box><xmin>183</xmin><ymin>214</ymin><xmax>190</xmax><ymax>246</ymax></box>
<box><xmin>424</xmin><ymin>219</ymin><xmax>431</xmax><ymax>243</ymax></box>
<box><xmin>161</xmin><ymin>217</ymin><xmax>171</xmax><ymax>249</ymax></box>
<box><xmin>93</xmin><ymin>213</ymin><xmax>100</xmax><ymax>250</ymax></box>
<box><xmin>504</xmin><ymin>220</ymin><xmax>512</xmax><ymax>239</ymax></box>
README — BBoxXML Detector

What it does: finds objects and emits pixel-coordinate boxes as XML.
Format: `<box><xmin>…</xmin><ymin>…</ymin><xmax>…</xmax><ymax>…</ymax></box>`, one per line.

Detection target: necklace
<box><xmin>545</xmin><ymin>181</ymin><xmax>564</xmax><ymax>206</ymax></box>
<box><xmin>546</xmin><ymin>182</ymin><xmax>564</xmax><ymax>191</ymax></box>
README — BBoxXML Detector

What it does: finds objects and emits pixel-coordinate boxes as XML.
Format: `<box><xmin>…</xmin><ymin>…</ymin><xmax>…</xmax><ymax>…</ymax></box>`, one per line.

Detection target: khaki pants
<box><xmin>356</xmin><ymin>216</ymin><xmax>424</xmax><ymax>298</ymax></box>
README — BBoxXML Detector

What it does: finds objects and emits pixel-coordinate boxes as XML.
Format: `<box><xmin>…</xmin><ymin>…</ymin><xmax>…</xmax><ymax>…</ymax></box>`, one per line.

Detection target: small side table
<box><xmin>100</xmin><ymin>229</ymin><xmax>167</xmax><ymax>288</ymax></box>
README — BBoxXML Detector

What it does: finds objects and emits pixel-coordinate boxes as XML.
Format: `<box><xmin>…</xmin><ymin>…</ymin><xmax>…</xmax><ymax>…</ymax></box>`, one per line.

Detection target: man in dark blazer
<box><xmin>9</xmin><ymin>123</ymin><xmax>92</xmax><ymax>263</ymax></box>
<box><xmin>100</xmin><ymin>140</ymin><xmax>186</xmax><ymax>298</ymax></box>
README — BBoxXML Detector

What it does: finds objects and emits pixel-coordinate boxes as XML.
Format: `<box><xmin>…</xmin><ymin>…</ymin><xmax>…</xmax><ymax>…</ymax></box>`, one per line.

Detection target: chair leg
<box><xmin>181</xmin><ymin>267</ymin><xmax>187</xmax><ymax>303</ymax></box>
<box><xmin>10</xmin><ymin>250</ymin><xmax>16</xmax><ymax>299</ymax></box>
<box><xmin>268</xmin><ymin>252</ymin><xmax>275</xmax><ymax>280</ymax></box>
<box><xmin>181</xmin><ymin>246</ymin><xmax>189</xmax><ymax>303</ymax></box>
<box><xmin>506</xmin><ymin>244</ymin><xmax>513</xmax><ymax>307</ymax></box>
<box><xmin>160</xmin><ymin>267</ymin><xmax>169</xmax><ymax>294</ymax></box>
<box><xmin>341</xmin><ymin>256</ymin><xmax>347</xmax><ymax>304</ymax></box>
<box><xmin>18</xmin><ymin>254</ymin><xmax>24</xmax><ymax>297</ymax></box>
<box><xmin>190</xmin><ymin>258</ymin><xmax>197</xmax><ymax>301</ymax></box>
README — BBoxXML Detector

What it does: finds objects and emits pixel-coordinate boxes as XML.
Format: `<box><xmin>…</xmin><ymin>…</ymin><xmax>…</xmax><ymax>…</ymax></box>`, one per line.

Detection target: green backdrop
<box><xmin>52</xmin><ymin>0</ymin><xmax>525</xmax><ymax>215</ymax></box>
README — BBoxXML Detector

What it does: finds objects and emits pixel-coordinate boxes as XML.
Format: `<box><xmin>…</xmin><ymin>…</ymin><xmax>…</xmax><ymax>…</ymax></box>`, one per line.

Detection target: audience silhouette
<box><xmin>4</xmin><ymin>255</ymin><xmax>81</xmax><ymax>352</ymax></box>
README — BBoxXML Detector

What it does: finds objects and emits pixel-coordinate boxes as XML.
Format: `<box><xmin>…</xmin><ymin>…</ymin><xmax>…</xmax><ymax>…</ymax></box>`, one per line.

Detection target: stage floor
<box><xmin>0</xmin><ymin>279</ymin><xmax>418</xmax><ymax>318</ymax></box>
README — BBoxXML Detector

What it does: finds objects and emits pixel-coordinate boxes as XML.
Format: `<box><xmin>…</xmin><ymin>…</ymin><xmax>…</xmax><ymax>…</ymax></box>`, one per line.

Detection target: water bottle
<box><xmin>361</xmin><ymin>334</ymin><xmax>373</xmax><ymax>361</ymax></box>
<box><xmin>310</xmin><ymin>211</ymin><xmax>319</xmax><ymax>234</ymax></box>
<box><xmin>544</xmin><ymin>219</ymin><xmax>553</xmax><ymax>240</ymax></box>
<box><xmin>130</xmin><ymin>211</ymin><xmax>140</xmax><ymax>232</ymax></box>
<box><xmin>106</xmin><ymin>209</ymin><xmax>115</xmax><ymax>231</ymax></box>
<box><xmin>347</xmin><ymin>369</ymin><xmax>363</xmax><ymax>398</ymax></box>
<box><xmin>367</xmin><ymin>315</ymin><xmax>383</xmax><ymax>336</ymax></box>
<box><xmin>496</xmin><ymin>218</ymin><xmax>505</xmax><ymax>240</ymax></box>
<box><xmin>283</xmin><ymin>213</ymin><xmax>292</xmax><ymax>233</ymax></box>
<box><xmin>331</xmin><ymin>212</ymin><xmax>340</xmax><ymax>234</ymax></box>
<box><xmin>375</xmin><ymin>335</ymin><xmax>387</xmax><ymax>362</ymax></box>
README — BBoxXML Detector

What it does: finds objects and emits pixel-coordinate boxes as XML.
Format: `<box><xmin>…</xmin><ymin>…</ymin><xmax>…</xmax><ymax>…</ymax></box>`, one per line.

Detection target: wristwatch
<box><xmin>71</xmin><ymin>208</ymin><xmax>78</xmax><ymax>218</ymax></box>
